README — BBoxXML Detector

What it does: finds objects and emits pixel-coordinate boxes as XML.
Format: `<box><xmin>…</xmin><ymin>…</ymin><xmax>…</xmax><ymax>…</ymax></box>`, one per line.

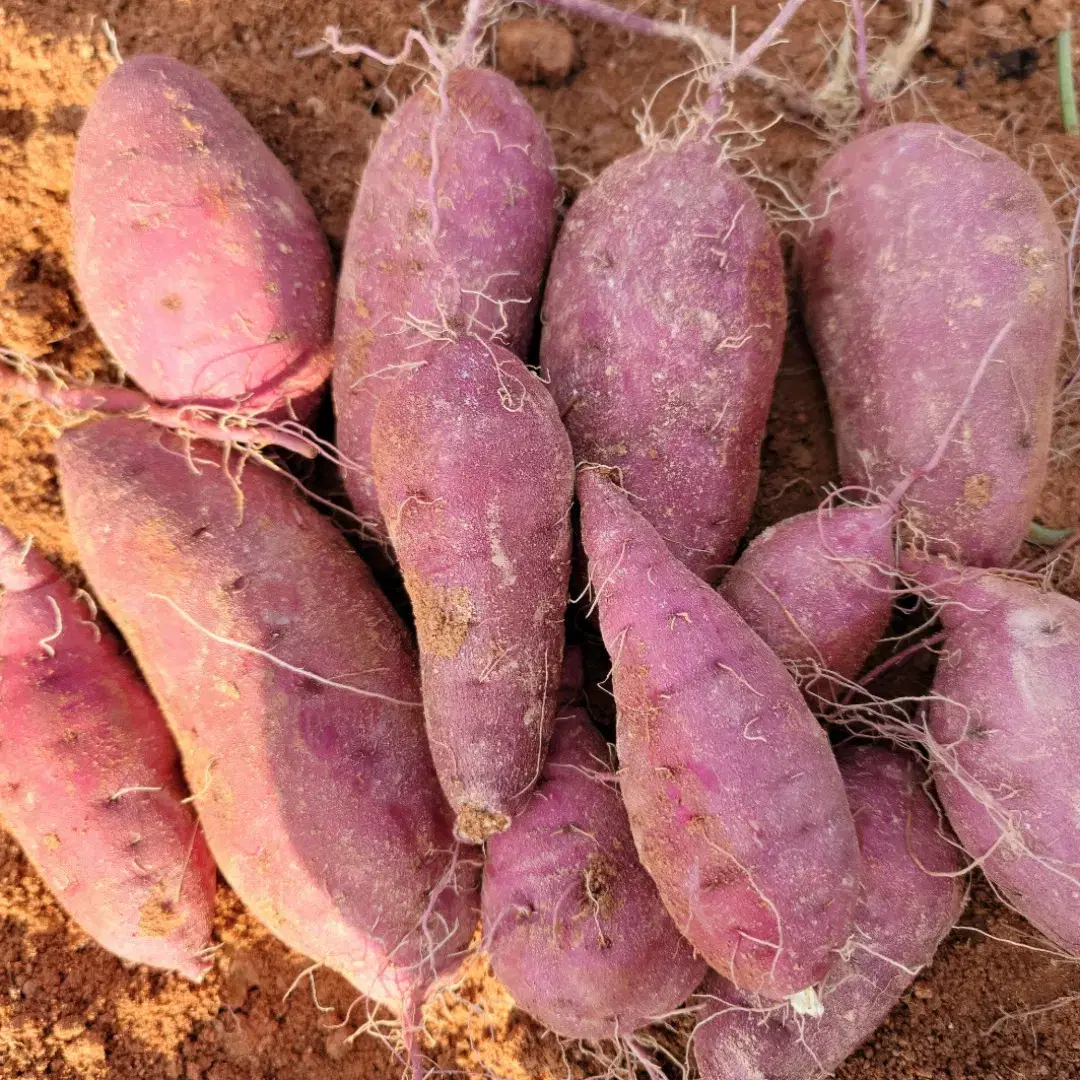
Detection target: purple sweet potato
<box><xmin>483</xmin><ymin>705</ymin><xmax>707</xmax><ymax>1039</ymax></box>
<box><xmin>577</xmin><ymin>469</ymin><xmax>860</xmax><ymax>1002</ymax></box>
<box><xmin>908</xmin><ymin>557</ymin><xmax>1080</xmax><ymax>955</ymax></box>
<box><xmin>0</xmin><ymin>525</ymin><xmax>216</xmax><ymax>978</ymax></box>
<box><xmin>72</xmin><ymin>55</ymin><xmax>333</xmax><ymax>416</ymax></box>
<box><xmin>55</xmin><ymin>418</ymin><xmax>477</xmax><ymax>1009</ymax></box>
<box><xmin>335</xmin><ymin>67</ymin><xmax>557</xmax><ymax>535</ymax></box>
<box><xmin>540</xmin><ymin>137</ymin><xmax>786</xmax><ymax>582</ymax></box>
<box><xmin>371</xmin><ymin>338</ymin><xmax>574</xmax><ymax>840</ymax></box>
<box><xmin>695</xmin><ymin>744</ymin><xmax>964</xmax><ymax>1080</ymax></box>
<box><xmin>801</xmin><ymin>122</ymin><xmax>1067</xmax><ymax>568</ymax></box>
<box><xmin>720</xmin><ymin>503</ymin><xmax>895</xmax><ymax>696</ymax></box>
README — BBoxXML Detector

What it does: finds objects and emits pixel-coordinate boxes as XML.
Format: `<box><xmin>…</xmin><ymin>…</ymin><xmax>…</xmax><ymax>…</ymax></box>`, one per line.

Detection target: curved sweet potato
<box><xmin>483</xmin><ymin>706</ymin><xmax>706</xmax><ymax>1038</ymax></box>
<box><xmin>372</xmin><ymin>338</ymin><xmax>573</xmax><ymax>840</ymax></box>
<box><xmin>56</xmin><ymin>418</ymin><xmax>477</xmax><ymax>1009</ymax></box>
<box><xmin>72</xmin><ymin>55</ymin><xmax>333</xmax><ymax>416</ymax></box>
<box><xmin>801</xmin><ymin>123</ymin><xmax>1067</xmax><ymax>567</ymax></box>
<box><xmin>577</xmin><ymin>469</ymin><xmax>860</xmax><ymax>1002</ymax></box>
<box><xmin>335</xmin><ymin>67</ymin><xmax>557</xmax><ymax>536</ymax></box>
<box><xmin>0</xmin><ymin>525</ymin><xmax>216</xmax><ymax>978</ymax></box>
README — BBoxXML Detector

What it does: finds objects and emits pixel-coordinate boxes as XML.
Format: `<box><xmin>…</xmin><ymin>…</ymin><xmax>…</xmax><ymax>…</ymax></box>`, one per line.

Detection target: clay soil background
<box><xmin>2</xmin><ymin>0</ymin><xmax>1080</xmax><ymax>1077</ymax></box>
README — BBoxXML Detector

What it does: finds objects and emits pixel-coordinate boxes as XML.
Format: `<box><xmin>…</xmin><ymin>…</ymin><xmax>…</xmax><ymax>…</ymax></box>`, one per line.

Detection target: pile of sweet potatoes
<box><xmin>2</xmin><ymin>3</ymin><xmax>1077</xmax><ymax>1077</ymax></box>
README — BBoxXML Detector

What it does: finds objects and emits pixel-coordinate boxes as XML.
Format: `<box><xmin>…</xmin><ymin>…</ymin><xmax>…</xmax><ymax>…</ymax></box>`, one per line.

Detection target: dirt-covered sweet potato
<box><xmin>483</xmin><ymin>705</ymin><xmax>707</xmax><ymax>1038</ymax></box>
<box><xmin>55</xmin><ymin>418</ymin><xmax>477</xmax><ymax>1010</ymax></box>
<box><xmin>335</xmin><ymin>66</ymin><xmax>557</xmax><ymax>536</ymax></box>
<box><xmin>801</xmin><ymin>123</ymin><xmax>1067</xmax><ymax>567</ymax></box>
<box><xmin>577</xmin><ymin>469</ymin><xmax>860</xmax><ymax>1003</ymax></box>
<box><xmin>540</xmin><ymin>137</ymin><xmax>786</xmax><ymax>582</ymax></box>
<box><xmin>695</xmin><ymin>744</ymin><xmax>963</xmax><ymax>1079</ymax></box>
<box><xmin>0</xmin><ymin>524</ymin><xmax>216</xmax><ymax>979</ymax></box>
<box><xmin>72</xmin><ymin>55</ymin><xmax>333</xmax><ymax>416</ymax></box>
<box><xmin>372</xmin><ymin>337</ymin><xmax>573</xmax><ymax>840</ymax></box>
<box><xmin>909</xmin><ymin>556</ymin><xmax>1080</xmax><ymax>955</ymax></box>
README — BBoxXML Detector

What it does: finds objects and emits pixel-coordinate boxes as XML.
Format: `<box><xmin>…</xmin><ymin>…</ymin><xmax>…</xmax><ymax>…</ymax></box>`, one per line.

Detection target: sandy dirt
<box><xmin>1</xmin><ymin>0</ymin><xmax>1080</xmax><ymax>1077</ymax></box>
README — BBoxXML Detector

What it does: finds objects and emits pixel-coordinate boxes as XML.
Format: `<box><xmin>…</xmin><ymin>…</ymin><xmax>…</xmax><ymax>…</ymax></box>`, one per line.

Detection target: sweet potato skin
<box><xmin>483</xmin><ymin>706</ymin><xmax>706</xmax><ymax>1039</ymax></box>
<box><xmin>912</xmin><ymin>560</ymin><xmax>1080</xmax><ymax>955</ymax></box>
<box><xmin>335</xmin><ymin>68</ymin><xmax>557</xmax><ymax>535</ymax></box>
<box><xmin>720</xmin><ymin>504</ymin><xmax>894</xmax><ymax>695</ymax></box>
<box><xmin>577</xmin><ymin>470</ymin><xmax>860</xmax><ymax>1000</ymax></box>
<box><xmin>0</xmin><ymin>527</ymin><xmax>216</xmax><ymax>979</ymax></box>
<box><xmin>540</xmin><ymin>139</ymin><xmax>787</xmax><ymax>582</ymax></box>
<box><xmin>55</xmin><ymin>418</ymin><xmax>477</xmax><ymax>1009</ymax></box>
<box><xmin>72</xmin><ymin>55</ymin><xmax>333</xmax><ymax>414</ymax></box>
<box><xmin>695</xmin><ymin>745</ymin><xmax>963</xmax><ymax>1080</ymax></box>
<box><xmin>372</xmin><ymin>338</ymin><xmax>574</xmax><ymax>839</ymax></box>
<box><xmin>801</xmin><ymin>123</ymin><xmax>1067</xmax><ymax>567</ymax></box>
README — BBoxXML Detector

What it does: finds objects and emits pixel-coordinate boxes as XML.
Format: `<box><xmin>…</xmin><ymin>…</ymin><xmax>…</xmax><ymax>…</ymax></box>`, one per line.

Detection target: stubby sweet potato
<box><xmin>540</xmin><ymin>138</ymin><xmax>786</xmax><ymax>582</ymax></box>
<box><xmin>801</xmin><ymin>123</ymin><xmax>1067</xmax><ymax>567</ymax></box>
<box><xmin>55</xmin><ymin>418</ymin><xmax>477</xmax><ymax>1009</ymax></box>
<box><xmin>695</xmin><ymin>744</ymin><xmax>963</xmax><ymax>1079</ymax></box>
<box><xmin>335</xmin><ymin>67</ymin><xmax>557</xmax><ymax>536</ymax></box>
<box><xmin>577</xmin><ymin>469</ymin><xmax>860</xmax><ymax>1002</ymax></box>
<box><xmin>483</xmin><ymin>705</ymin><xmax>707</xmax><ymax>1038</ymax></box>
<box><xmin>909</xmin><ymin>557</ymin><xmax>1080</xmax><ymax>955</ymax></box>
<box><xmin>720</xmin><ymin>504</ymin><xmax>895</xmax><ymax>697</ymax></box>
<box><xmin>0</xmin><ymin>524</ymin><xmax>216</xmax><ymax>978</ymax></box>
<box><xmin>72</xmin><ymin>55</ymin><xmax>333</xmax><ymax>416</ymax></box>
<box><xmin>371</xmin><ymin>338</ymin><xmax>573</xmax><ymax>840</ymax></box>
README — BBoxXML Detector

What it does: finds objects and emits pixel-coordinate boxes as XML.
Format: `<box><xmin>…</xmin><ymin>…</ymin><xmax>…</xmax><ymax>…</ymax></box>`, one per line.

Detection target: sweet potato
<box><xmin>720</xmin><ymin>504</ymin><xmax>895</xmax><ymax>697</ymax></box>
<box><xmin>371</xmin><ymin>338</ymin><xmax>574</xmax><ymax>840</ymax></box>
<box><xmin>55</xmin><ymin>418</ymin><xmax>477</xmax><ymax>1009</ymax></box>
<box><xmin>909</xmin><ymin>557</ymin><xmax>1080</xmax><ymax>955</ymax></box>
<box><xmin>335</xmin><ymin>67</ymin><xmax>557</xmax><ymax>536</ymax></box>
<box><xmin>0</xmin><ymin>525</ymin><xmax>216</xmax><ymax>978</ymax></box>
<box><xmin>540</xmin><ymin>137</ymin><xmax>786</xmax><ymax>582</ymax></box>
<box><xmin>577</xmin><ymin>469</ymin><xmax>860</xmax><ymax>1002</ymax></box>
<box><xmin>483</xmin><ymin>705</ymin><xmax>707</xmax><ymax>1038</ymax></box>
<box><xmin>695</xmin><ymin>744</ymin><xmax>963</xmax><ymax>1079</ymax></box>
<box><xmin>72</xmin><ymin>55</ymin><xmax>333</xmax><ymax>416</ymax></box>
<box><xmin>801</xmin><ymin>122</ymin><xmax>1067</xmax><ymax>567</ymax></box>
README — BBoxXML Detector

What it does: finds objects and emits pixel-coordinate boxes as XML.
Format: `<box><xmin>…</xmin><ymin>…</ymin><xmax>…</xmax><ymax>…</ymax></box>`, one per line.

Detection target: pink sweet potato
<box><xmin>540</xmin><ymin>137</ymin><xmax>786</xmax><ymax>582</ymax></box>
<box><xmin>335</xmin><ymin>67</ymin><xmax>557</xmax><ymax>536</ymax></box>
<box><xmin>695</xmin><ymin>744</ymin><xmax>963</xmax><ymax>1080</ymax></box>
<box><xmin>72</xmin><ymin>55</ymin><xmax>333</xmax><ymax>416</ymax></box>
<box><xmin>720</xmin><ymin>503</ymin><xmax>895</xmax><ymax>696</ymax></box>
<box><xmin>483</xmin><ymin>705</ymin><xmax>707</xmax><ymax>1038</ymax></box>
<box><xmin>55</xmin><ymin>418</ymin><xmax>477</xmax><ymax>1009</ymax></box>
<box><xmin>371</xmin><ymin>338</ymin><xmax>574</xmax><ymax>840</ymax></box>
<box><xmin>0</xmin><ymin>525</ymin><xmax>216</xmax><ymax>978</ymax></box>
<box><xmin>801</xmin><ymin>123</ymin><xmax>1067</xmax><ymax>567</ymax></box>
<box><xmin>577</xmin><ymin>469</ymin><xmax>860</xmax><ymax>1002</ymax></box>
<box><xmin>909</xmin><ymin>557</ymin><xmax>1080</xmax><ymax>955</ymax></box>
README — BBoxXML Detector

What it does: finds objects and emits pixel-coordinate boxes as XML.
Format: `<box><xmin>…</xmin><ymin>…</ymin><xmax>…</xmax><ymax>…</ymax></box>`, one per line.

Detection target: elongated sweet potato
<box><xmin>695</xmin><ymin>744</ymin><xmax>963</xmax><ymax>1079</ymax></box>
<box><xmin>335</xmin><ymin>66</ymin><xmax>557</xmax><ymax>536</ymax></box>
<box><xmin>483</xmin><ymin>705</ymin><xmax>706</xmax><ymax>1038</ymax></box>
<box><xmin>801</xmin><ymin>123</ymin><xmax>1067</xmax><ymax>567</ymax></box>
<box><xmin>577</xmin><ymin>469</ymin><xmax>860</xmax><ymax>1002</ymax></box>
<box><xmin>73</xmin><ymin>55</ymin><xmax>333</xmax><ymax>416</ymax></box>
<box><xmin>909</xmin><ymin>557</ymin><xmax>1080</xmax><ymax>955</ymax></box>
<box><xmin>56</xmin><ymin>418</ymin><xmax>477</xmax><ymax>1009</ymax></box>
<box><xmin>0</xmin><ymin>525</ymin><xmax>216</xmax><ymax>978</ymax></box>
<box><xmin>372</xmin><ymin>338</ymin><xmax>573</xmax><ymax>840</ymax></box>
<box><xmin>720</xmin><ymin>504</ymin><xmax>895</xmax><ymax>697</ymax></box>
<box><xmin>540</xmin><ymin>137</ymin><xmax>786</xmax><ymax>582</ymax></box>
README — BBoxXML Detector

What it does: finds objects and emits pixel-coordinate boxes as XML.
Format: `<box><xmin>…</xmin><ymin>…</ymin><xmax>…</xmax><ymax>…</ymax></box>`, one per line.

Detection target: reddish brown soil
<box><xmin>2</xmin><ymin>1</ymin><xmax>1080</xmax><ymax>1077</ymax></box>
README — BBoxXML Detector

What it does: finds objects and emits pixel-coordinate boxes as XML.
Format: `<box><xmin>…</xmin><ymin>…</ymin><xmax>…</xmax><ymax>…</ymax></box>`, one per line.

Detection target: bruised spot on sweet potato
<box><xmin>161</xmin><ymin>293</ymin><xmax>183</xmax><ymax>311</ymax></box>
<box><xmin>457</xmin><ymin>803</ymin><xmax>510</xmax><ymax>842</ymax></box>
<box><xmin>963</xmin><ymin>473</ymin><xmax>993</xmax><ymax>509</ymax></box>
<box><xmin>43</xmin><ymin>833</ymin><xmax>61</xmax><ymax>850</ymax></box>
<box><xmin>405</xmin><ymin>572</ymin><xmax>473</xmax><ymax>658</ymax></box>
<box><xmin>583</xmin><ymin>850</ymin><xmax>619</xmax><ymax>925</ymax></box>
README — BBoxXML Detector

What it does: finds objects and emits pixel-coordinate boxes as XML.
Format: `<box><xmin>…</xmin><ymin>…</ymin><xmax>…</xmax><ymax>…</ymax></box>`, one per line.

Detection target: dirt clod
<box><xmin>497</xmin><ymin>18</ymin><xmax>579</xmax><ymax>88</ymax></box>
